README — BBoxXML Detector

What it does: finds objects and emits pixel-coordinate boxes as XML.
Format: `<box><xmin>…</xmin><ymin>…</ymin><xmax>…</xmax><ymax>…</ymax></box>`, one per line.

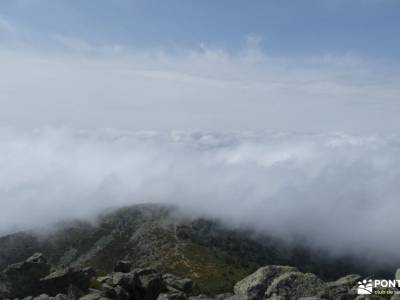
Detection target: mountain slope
<box><xmin>0</xmin><ymin>204</ymin><xmax>393</xmax><ymax>295</ymax></box>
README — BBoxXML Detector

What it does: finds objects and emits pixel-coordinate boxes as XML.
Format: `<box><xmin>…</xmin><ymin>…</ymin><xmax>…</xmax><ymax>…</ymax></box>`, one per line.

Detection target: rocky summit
<box><xmin>0</xmin><ymin>252</ymin><xmax>398</xmax><ymax>299</ymax></box>
<box><xmin>0</xmin><ymin>204</ymin><xmax>396</xmax><ymax>299</ymax></box>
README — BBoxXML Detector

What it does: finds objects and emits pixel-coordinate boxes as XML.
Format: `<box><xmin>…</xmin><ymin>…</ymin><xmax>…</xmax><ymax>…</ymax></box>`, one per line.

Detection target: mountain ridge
<box><xmin>0</xmin><ymin>204</ymin><xmax>393</xmax><ymax>295</ymax></box>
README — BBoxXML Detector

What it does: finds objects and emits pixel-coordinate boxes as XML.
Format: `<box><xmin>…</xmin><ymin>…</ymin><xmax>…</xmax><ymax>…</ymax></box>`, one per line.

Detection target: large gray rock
<box><xmin>163</xmin><ymin>273</ymin><xmax>193</xmax><ymax>294</ymax></box>
<box><xmin>114</xmin><ymin>260</ymin><xmax>132</xmax><ymax>274</ymax></box>
<box><xmin>111</xmin><ymin>271</ymin><xmax>136</xmax><ymax>290</ymax></box>
<box><xmin>322</xmin><ymin>274</ymin><xmax>361</xmax><ymax>300</ymax></box>
<box><xmin>264</xmin><ymin>271</ymin><xmax>326</xmax><ymax>299</ymax></box>
<box><xmin>97</xmin><ymin>271</ymin><xmax>136</xmax><ymax>298</ymax></box>
<box><xmin>233</xmin><ymin>265</ymin><xmax>298</xmax><ymax>300</ymax></box>
<box><xmin>100</xmin><ymin>282</ymin><xmax>129</xmax><ymax>300</ymax></box>
<box><xmin>136</xmin><ymin>269</ymin><xmax>166</xmax><ymax>300</ymax></box>
<box><xmin>332</xmin><ymin>274</ymin><xmax>362</xmax><ymax>287</ymax></box>
<box><xmin>96</xmin><ymin>275</ymin><xmax>113</xmax><ymax>286</ymax></box>
<box><xmin>0</xmin><ymin>253</ymin><xmax>51</xmax><ymax>299</ymax></box>
<box><xmin>40</xmin><ymin>266</ymin><xmax>95</xmax><ymax>295</ymax></box>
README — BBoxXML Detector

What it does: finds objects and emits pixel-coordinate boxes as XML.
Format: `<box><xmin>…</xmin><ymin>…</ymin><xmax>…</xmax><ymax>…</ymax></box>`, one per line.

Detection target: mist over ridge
<box><xmin>1</xmin><ymin>127</ymin><xmax>399</xmax><ymax>265</ymax></box>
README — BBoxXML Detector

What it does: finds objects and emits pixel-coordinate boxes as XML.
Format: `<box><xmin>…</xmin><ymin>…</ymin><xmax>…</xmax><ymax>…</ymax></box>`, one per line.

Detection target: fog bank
<box><xmin>1</xmin><ymin>128</ymin><xmax>399</xmax><ymax>263</ymax></box>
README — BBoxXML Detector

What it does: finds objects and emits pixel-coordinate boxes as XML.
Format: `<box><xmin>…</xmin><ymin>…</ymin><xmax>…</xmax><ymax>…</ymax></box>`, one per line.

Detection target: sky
<box><xmin>1</xmin><ymin>0</ymin><xmax>400</xmax><ymax>59</ymax></box>
<box><xmin>1</xmin><ymin>1</ymin><xmax>400</xmax><ymax>265</ymax></box>
<box><xmin>0</xmin><ymin>0</ymin><xmax>399</xmax><ymax>132</ymax></box>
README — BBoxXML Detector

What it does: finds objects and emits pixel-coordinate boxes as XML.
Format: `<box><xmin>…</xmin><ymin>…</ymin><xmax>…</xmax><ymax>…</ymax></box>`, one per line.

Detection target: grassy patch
<box><xmin>165</xmin><ymin>243</ymin><xmax>251</xmax><ymax>295</ymax></box>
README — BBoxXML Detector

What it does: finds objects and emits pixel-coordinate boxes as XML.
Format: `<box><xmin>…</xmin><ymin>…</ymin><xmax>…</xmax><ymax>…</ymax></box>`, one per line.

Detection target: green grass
<box><xmin>164</xmin><ymin>243</ymin><xmax>251</xmax><ymax>295</ymax></box>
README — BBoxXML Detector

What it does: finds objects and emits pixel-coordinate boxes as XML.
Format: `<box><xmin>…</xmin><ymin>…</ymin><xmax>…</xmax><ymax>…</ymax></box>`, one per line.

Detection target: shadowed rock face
<box><xmin>0</xmin><ymin>204</ymin><xmax>394</xmax><ymax>296</ymax></box>
<box><xmin>0</xmin><ymin>253</ymin><xmax>51</xmax><ymax>298</ymax></box>
<box><xmin>40</xmin><ymin>265</ymin><xmax>95</xmax><ymax>295</ymax></box>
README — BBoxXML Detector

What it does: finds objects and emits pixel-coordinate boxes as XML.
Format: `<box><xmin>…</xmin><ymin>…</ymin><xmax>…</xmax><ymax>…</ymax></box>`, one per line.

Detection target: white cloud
<box><xmin>0</xmin><ymin>43</ymin><xmax>398</xmax><ymax>133</ymax></box>
<box><xmin>1</xmin><ymin>128</ymin><xmax>400</xmax><ymax>265</ymax></box>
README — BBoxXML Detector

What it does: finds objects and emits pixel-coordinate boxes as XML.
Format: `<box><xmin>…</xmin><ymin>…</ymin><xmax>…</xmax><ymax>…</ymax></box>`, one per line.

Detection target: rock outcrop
<box><xmin>233</xmin><ymin>266</ymin><xmax>298</xmax><ymax>300</ymax></box>
<box><xmin>0</xmin><ymin>253</ymin><xmax>51</xmax><ymax>298</ymax></box>
<box><xmin>0</xmin><ymin>206</ymin><xmax>397</xmax><ymax>300</ymax></box>
<box><xmin>40</xmin><ymin>265</ymin><xmax>95</xmax><ymax>295</ymax></box>
<box><xmin>2</xmin><ymin>252</ymin><xmax>397</xmax><ymax>300</ymax></box>
<box><xmin>1</xmin><ymin>204</ymin><xmax>390</xmax><ymax>296</ymax></box>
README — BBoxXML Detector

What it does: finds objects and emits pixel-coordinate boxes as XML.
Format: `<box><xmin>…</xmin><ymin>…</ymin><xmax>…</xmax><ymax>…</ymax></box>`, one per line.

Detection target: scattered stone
<box><xmin>0</xmin><ymin>251</ymin><xmax>378</xmax><ymax>300</ymax></box>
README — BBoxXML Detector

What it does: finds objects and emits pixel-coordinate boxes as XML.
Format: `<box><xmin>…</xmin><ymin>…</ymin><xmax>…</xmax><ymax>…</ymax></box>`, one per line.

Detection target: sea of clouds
<box><xmin>1</xmin><ymin>16</ymin><xmax>400</xmax><ymax>265</ymax></box>
<box><xmin>1</xmin><ymin>128</ymin><xmax>399</xmax><ymax>264</ymax></box>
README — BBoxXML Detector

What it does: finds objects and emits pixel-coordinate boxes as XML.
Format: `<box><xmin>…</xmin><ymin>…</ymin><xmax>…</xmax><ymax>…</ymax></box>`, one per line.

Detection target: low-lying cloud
<box><xmin>1</xmin><ymin>128</ymin><xmax>400</xmax><ymax>264</ymax></box>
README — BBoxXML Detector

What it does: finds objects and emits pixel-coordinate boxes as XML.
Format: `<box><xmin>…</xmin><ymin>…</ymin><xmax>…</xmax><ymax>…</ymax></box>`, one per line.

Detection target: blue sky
<box><xmin>0</xmin><ymin>0</ymin><xmax>399</xmax><ymax>132</ymax></box>
<box><xmin>1</xmin><ymin>0</ymin><xmax>399</xmax><ymax>58</ymax></box>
